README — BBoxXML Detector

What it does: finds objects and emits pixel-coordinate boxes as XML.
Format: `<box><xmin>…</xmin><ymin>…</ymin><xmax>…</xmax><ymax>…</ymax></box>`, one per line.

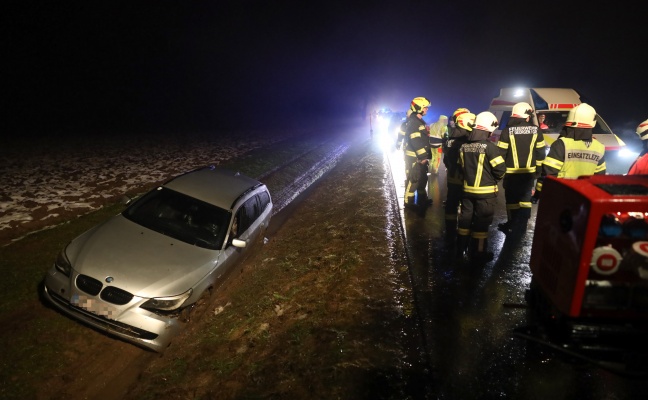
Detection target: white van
<box><xmin>488</xmin><ymin>88</ymin><xmax>625</xmax><ymax>151</ymax></box>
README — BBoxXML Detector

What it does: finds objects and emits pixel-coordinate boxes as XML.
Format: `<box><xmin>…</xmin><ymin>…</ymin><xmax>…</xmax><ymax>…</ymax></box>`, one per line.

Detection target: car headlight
<box><xmin>141</xmin><ymin>289</ymin><xmax>193</xmax><ymax>312</ymax></box>
<box><xmin>54</xmin><ymin>248</ymin><xmax>72</xmax><ymax>277</ymax></box>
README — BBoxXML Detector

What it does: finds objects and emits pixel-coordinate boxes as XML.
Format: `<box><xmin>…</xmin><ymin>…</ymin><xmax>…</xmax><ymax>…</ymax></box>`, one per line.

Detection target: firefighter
<box><xmin>496</xmin><ymin>102</ymin><xmax>546</xmax><ymax>234</ymax></box>
<box><xmin>396</xmin><ymin>110</ymin><xmax>414</xmax><ymax>181</ymax></box>
<box><xmin>533</xmin><ymin>103</ymin><xmax>606</xmax><ymax>201</ymax></box>
<box><xmin>442</xmin><ymin>111</ymin><xmax>475</xmax><ymax>237</ymax></box>
<box><xmin>443</xmin><ymin>108</ymin><xmax>470</xmax><ymax>153</ymax></box>
<box><xmin>428</xmin><ymin>114</ymin><xmax>448</xmax><ymax>174</ymax></box>
<box><xmin>457</xmin><ymin>111</ymin><xmax>506</xmax><ymax>261</ymax></box>
<box><xmin>404</xmin><ymin>97</ymin><xmax>433</xmax><ymax>213</ymax></box>
<box><xmin>627</xmin><ymin>118</ymin><xmax>648</xmax><ymax>175</ymax></box>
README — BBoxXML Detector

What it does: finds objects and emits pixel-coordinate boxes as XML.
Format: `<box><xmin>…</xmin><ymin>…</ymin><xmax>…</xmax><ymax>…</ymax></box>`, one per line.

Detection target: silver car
<box><xmin>42</xmin><ymin>166</ymin><xmax>272</xmax><ymax>352</ymax></box>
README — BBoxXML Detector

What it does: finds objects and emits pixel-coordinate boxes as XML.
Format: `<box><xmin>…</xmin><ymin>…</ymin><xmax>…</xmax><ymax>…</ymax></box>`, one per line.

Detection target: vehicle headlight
<box><xmin>141</xmin><ymin>289</ymin><xmax>193</xmax><ymax>312</ymax></box>
<box><xmin>54</xmin><ymin>249</ymin><xmax>72</xmax><ymax>277</ymax></box>
<box><xmin>618</xmin><ymin>148</ymin><xmax>639</xmax><ymax>159</ymax></box>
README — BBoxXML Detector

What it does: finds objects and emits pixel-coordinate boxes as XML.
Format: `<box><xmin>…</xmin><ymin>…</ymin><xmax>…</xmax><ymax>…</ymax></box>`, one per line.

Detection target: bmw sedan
<box><xmin>42</xmin><ymin>166</ymin><xmax>272</xmax><ymax>352</ymax></box>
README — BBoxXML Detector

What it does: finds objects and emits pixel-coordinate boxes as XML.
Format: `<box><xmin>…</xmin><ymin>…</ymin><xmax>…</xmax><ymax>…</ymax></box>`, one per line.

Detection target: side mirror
<box><xmin>232</xmin><ymin>238</ymin><xmax>247</xmax><ymax>248</ymax></box>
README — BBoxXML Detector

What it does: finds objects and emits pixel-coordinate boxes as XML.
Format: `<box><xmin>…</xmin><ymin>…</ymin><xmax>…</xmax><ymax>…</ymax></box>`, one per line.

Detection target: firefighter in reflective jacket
<box><xmin>496</xmin><ymin>102</ymin><xmax>546</xmax><ymax>234</ymax></box>
<box><xmin>534</xmin><ymin>103</ymin><xmax>606</xmax><ymax>200</ymax></box>
<box><xmin>442</xmin><ymin>110</ymin><xmax>475</xmax><ymax>237</ymax></box>
<box><xmin>404</xmin><ymin>97</ymin><xmax>433</xmax><ymax>211</ymax></box>
<box><xmin>457</xmin><ymin>111</ymin><xmax>506</xmax><ymax>261</ymax></box>
<box><xmin>627</xmin><ymin>118</ymin><xmax>648</xmax><ymax>175</ymax></box>
<box><xmin>428</xmin><ymin>114</ymin><xmax>448</xmax><ymax>174</ymax></box>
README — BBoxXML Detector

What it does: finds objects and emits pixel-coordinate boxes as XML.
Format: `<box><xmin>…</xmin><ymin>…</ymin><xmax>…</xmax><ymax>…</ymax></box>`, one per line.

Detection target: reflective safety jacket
<box><xmin>542</xmin><ymin>137</ymin><xmax>606</xmax><ymax>178</ymax></box>
<box><xmin>404</xmin><ymin>114</ymin><xmax>432</xmax><ymax>161</ymax></box>
<box><xmin>496</xmin><ymin>118</ymin><xmax>546</xmax><ymax>174</ymax></box>
<box><xmin>443</xmin><ymin>126</ymin><xmax>470</xmax><ymax>185</ymax></box>
<box><xmin>536</xmin><ymin>130</ymin><xmax>606</xmax><ymax>194</ymax></box>
<box><xmin>428</xmin><ymin>115</ymin><xmax>448</xmax><ymax>149</ymax></box>
<box><xmin>459</xmin><ymin>129</ymin><xmax>506</xmax><ymax>198</ymax></box>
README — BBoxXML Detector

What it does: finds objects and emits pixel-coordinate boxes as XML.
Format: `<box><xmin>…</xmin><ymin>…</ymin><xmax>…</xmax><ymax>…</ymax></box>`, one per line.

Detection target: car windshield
<box><xmin>540</xmin><ymin>111</ymin><xmax>614</xmax><ymax>135</ymax></box>
<box><xmin>123</xmin><ymin>187</ymin><xmax>230</xmax><ymax>250</ymax></box>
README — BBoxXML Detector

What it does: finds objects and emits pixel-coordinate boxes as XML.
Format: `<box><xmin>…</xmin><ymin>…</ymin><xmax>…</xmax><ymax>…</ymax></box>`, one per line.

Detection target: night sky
<box><xmin>4</xmin><ymin>0</ymin><xmax>647</xmax><ymax>137</ymax></box>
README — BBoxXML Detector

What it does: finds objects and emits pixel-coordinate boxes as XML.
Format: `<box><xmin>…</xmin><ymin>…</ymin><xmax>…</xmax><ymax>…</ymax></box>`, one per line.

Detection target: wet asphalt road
<box><xmin>377</xmin><ymin>137</ymin><xmax>648</xmax><ymax>399</ymax></box>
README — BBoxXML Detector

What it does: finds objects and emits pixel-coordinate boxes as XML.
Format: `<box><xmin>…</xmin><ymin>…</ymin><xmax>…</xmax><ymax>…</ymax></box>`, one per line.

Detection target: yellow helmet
<box><xmin>410</xmin><ymin>97</ymin><xmax>431</xmax><ymax>114</ymax></box>
<box><xmin>456</xmin><ymin>112</ymin><xmax>476</xmax><ymax>131</ymax></box>
<box><xmin>452</xmin><ymin>107</ymin><xmax>470</xmax><ymax>122</ymax></box>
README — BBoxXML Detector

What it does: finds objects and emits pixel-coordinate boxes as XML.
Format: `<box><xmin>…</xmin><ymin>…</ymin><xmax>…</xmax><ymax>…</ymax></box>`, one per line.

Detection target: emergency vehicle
<box><xmin>526</xmin><ymin>174</ymin><xmax>648</xmax><ymax>369</ymax></box>
<box><xmin>488</xmin><ymin>88</ymin><xmax>625</xmax><ymax>152</ymax></box>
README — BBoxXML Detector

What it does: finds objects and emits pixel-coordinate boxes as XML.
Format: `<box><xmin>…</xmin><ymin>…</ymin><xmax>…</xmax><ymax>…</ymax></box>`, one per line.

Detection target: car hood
<box><xmin>67</xmin><ymin>215</ymin><xmax>220</xmax><ymax>298</ymax></box>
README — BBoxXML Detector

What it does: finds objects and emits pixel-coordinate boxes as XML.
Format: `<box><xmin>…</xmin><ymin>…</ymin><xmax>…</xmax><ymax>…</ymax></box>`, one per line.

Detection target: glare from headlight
<box><xmin>141</xmin><ymin>289</ymin><xmax>193</xmax><ymax>311</ymax></box>
<box><xmin>618</xmin><ymin>148</ymin><xmax>640</xmax><ymax>159</ymax></box>
<box><xmin>54</xmin><ymin>249</ymin><xmax>72</xmax><ymax>277</ymax></box>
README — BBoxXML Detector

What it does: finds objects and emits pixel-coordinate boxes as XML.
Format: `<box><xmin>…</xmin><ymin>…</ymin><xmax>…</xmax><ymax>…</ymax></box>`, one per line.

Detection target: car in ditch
<box><xmin>42</xmin><ymin>165</ymin><xmax>272</xmax><ymax>352</ymax></box>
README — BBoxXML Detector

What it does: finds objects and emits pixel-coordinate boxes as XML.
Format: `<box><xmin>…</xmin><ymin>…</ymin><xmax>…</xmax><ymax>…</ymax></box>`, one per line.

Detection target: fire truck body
<box><xmin>528</xmin><ymin>174</ymin><xmax>648</xmax><ymax>343</ymax></box>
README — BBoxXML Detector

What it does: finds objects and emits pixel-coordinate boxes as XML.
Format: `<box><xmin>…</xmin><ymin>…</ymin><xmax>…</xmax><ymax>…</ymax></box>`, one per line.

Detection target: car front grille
<box><xmin>76</xmin><ymin>274</ymin><xmax>102</xmax><ymax>295</ymax></box>
<box><xmin>76</xmin><ymin>274</ymin><xmax>134</xmax><ymax>305</ymax></box>
<box><xmin>101</xmin><ymin>286</ymin><xmax>134</xmax><ymax>305</ymax></box>
<box><xmin>47</xmin><ymin>290</ymin><xmax>158</xmax><ymax>341</ymax></box>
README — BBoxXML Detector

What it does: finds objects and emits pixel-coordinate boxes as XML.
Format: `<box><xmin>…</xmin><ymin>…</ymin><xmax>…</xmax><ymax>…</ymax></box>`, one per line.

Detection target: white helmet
<box><xmin>637</xmin><ymin>118</ymin><xmax>648</xmax><ymax>140</ymax></box>
<box><xmin>511</xmin><ymin>102</ymin><xmax>533</xmax><ymax>119</ymax></box>
<box><xmin>474</xmin><ymin>111</ymin><xmax>499</xmax><ymax>133</ymax></box>
<box><xmin>565</xmin><ymin>103</ymin><xmax>597</xmax><ymax>128</ymax></box>
<box><xmin>456</xmin><ymin>112</ymin><xmax>476</xmax><ymax>131</ymax></box>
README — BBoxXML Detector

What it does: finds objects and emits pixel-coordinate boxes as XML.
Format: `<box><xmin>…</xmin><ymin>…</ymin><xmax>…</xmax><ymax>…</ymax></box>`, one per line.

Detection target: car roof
<box><xmin>163</xmin><ymin>166</ymin><xmax>263</xmax><ymax>209</ymax></box>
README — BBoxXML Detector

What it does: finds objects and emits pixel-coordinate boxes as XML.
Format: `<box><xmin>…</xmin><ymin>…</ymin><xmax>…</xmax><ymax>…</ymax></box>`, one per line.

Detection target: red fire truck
<box><xmin>526</xmin><ymin>174</ymin><xmax>648</xmax><ymax>362</ymax></box>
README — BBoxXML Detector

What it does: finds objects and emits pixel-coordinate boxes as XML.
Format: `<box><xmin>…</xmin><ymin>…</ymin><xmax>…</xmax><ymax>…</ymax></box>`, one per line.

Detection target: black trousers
<box><xmin>458</xmin><ymin>196</ymin><xmax>497</xmax><ymax>235</ymax></box>
<box><xmin>405</xmin><ymin>161</ymin><xmax>428</xmax><ymax>205</ymax></box>
<box><xmin>445</xmin><ymin>182</ymin><xmax>463</xmax><ymax>221</ymax></box>
<box><xmin>503</xmin><ymin>173</ymin><xmax>534</xmax><ymax>223</ymax></box>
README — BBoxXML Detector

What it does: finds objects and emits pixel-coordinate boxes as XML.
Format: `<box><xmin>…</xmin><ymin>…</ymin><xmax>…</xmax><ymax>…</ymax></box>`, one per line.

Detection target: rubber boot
<box><xmin>469</xmin><ymin>236</ymin><xmax>494</xmax><ymax>262</ymax></box>
<box><xmin>445</xmin><ymin>216</ymin><xmax>458</xmax><ymax>241</ymax></box>
<box><xmin>456</xmin><ymin>234</ymin><xmax>470</xmax><ymax>257</ymax></box>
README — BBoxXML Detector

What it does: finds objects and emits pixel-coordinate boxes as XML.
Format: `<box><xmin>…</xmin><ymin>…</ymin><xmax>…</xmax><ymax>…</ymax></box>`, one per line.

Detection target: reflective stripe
<box><xmin>544</xmin><ymin>156</ymin><xmax>563</xmax><ymax>170</ymax></box>
<box><xmin>463</xmin><ymin>184</ymin><xmax>498</xmax><ymax>194</ymax></box>
<box><xmin>490</xmin><ymin>155</ymin><xmax>505</xmax><ymax>167</ymax></box>
<box><xmin>506</xmin><ymin>167</ymin><xmax>535</xmax><ymax>174</ymax></box>
<box><xmin>471</xmin><ymin>231</ymin><xmax>489</xmax><ymax>239</ymax></box>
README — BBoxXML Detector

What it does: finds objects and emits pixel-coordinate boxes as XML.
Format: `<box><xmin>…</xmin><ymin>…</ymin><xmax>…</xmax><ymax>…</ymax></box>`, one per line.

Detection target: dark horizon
<box><xmin>3</xmin><ymin>1</ymin><xmax>647</xmax><ymax>136</ymax></box>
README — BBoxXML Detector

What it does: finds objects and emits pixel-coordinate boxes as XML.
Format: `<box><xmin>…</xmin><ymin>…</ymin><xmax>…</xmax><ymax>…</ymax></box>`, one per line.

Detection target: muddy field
<box><xmin>1</xmin><ymin>124</ymin><xmax>432</xmax><ymax>399</ymax></box>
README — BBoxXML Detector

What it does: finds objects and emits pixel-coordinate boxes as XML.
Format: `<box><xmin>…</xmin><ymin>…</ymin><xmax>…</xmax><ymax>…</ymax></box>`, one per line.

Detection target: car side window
<box><xmin>257</xmin><ymin>190</ymin><xmax>270</xmax><ymax>212</ymax></box>
<box><xmin>230</xmin><ymin>213</ymin><xmax>239</xmax><ymax>238</ymax></box>
<box><xmin>239</xmin><ymin>196</ymin><xmax>259</xmax><ymax>234</ymax></box>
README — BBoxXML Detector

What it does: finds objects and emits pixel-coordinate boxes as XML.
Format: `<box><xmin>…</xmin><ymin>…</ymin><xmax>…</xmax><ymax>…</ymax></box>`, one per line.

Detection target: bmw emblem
<box><xmin>105</xmin><ymin>276</ymin><xmax>114</xmax><ymax>283</ymax></box>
